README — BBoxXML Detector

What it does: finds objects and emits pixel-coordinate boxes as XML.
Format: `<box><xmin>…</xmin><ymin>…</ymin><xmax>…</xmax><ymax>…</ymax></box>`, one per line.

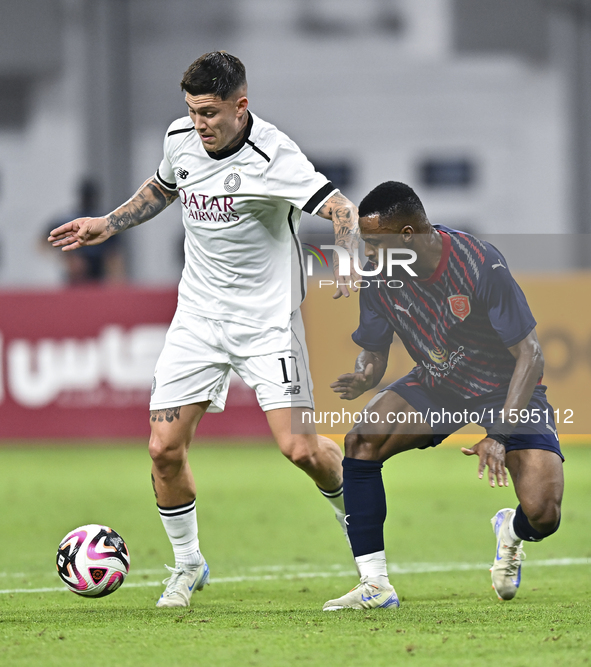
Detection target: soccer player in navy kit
<box><xmin>323</xmin><ymin>181</ymin><xmax>564</xmax><ymax>611</ymax></box>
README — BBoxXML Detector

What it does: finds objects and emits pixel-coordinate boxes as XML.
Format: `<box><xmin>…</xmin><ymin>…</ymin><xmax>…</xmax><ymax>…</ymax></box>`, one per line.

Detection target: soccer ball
<box><xmin>56</xmin><ymin>524</ymin><xmax>130</xmax><ymax>597</ymax></box>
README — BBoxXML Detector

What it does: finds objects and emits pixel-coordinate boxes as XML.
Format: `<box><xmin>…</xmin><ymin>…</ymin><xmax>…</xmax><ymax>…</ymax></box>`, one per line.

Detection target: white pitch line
<box><xmin>0</xmin><ymin>582</ymin><xmax>163</xmax><ymax>595</ymax></box>
<box><xmin>0</xmin><ymin>558</ymin><xmax>589</xmax><ymax>596</ymax></box>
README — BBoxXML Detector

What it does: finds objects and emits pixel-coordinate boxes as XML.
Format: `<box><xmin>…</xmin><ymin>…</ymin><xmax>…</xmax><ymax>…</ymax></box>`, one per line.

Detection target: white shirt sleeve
<box><xmin>265</xmin><ymin>141</ymin><xmax>337</xmax><ymax>214</ymax></box>
<box><xmin>154</xmin><ymin>136</ymin><xmax>178</xmax><ymax>192</ymax></box>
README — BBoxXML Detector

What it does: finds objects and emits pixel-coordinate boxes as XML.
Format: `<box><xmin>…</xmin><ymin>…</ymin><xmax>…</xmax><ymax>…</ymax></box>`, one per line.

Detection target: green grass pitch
<box><xmin>0</xmin><ymin>442</ymin><xmax>590</xmax><ymax>666</ymax></box>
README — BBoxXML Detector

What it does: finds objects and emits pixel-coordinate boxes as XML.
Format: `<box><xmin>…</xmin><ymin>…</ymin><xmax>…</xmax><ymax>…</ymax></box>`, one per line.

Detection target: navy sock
<box><xmin>513</xmin><ymin>504</ymin><xmax>560</xmax><ymax>542</ymax></box>
<box><xmin>342</xmin><ymin>457</ymin><xmax>386</xmax><ymax>558</ymax></box>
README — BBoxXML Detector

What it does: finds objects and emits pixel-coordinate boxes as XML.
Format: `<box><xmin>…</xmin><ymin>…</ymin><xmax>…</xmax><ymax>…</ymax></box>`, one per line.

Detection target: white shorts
<box><xmin>150</xmin><ymin>309</ymin><xmax>314</xmax><ymax>413</ymax></box>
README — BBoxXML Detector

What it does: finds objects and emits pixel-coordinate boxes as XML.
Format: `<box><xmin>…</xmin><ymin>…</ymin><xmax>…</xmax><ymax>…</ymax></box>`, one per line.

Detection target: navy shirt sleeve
<box><xmin>475</xmin><ymin>243</ymin><xmax>536</xmax><ymax>348</ymax></box>
<box><xmin>351</xmin><ymin>284</ymin><xmax>395</xmax><ymax>351</ymax></box>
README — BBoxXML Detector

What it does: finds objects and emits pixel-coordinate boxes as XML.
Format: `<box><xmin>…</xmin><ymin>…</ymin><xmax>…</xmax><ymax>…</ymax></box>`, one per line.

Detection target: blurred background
<box><xmin>1</xmin><ymin>0</ymin><xmax>590</xmax><ymax>439</ymax></box>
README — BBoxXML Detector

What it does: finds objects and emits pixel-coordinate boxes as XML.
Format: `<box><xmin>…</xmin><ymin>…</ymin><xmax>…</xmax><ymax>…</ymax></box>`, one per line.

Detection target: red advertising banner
<box><xmin>0</xmin><ymin>288</ymin><xmax>270</xmax><ymax>439</ymax></box>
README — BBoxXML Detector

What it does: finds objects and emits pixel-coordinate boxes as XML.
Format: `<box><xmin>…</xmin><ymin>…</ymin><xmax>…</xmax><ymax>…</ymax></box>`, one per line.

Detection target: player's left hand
<box><xmin>330</xmin><ymin>363</ymin><xmax>374</xmax><ymax>400</ymax></box>
<box><xmin>461</xmin><ymin>437</ymin><xmax>508</xmax><ymax>488</ymax></box>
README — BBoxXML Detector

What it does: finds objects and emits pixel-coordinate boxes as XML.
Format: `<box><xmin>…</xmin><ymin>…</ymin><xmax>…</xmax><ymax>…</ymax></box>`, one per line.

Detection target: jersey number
<box><xmin>278</xmin><ymin>356</ymin><xmax>300</xmax><ymax>384</ymax></box>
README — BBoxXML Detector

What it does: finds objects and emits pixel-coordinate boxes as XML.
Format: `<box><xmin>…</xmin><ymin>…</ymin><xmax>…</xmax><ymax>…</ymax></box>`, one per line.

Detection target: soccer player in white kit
<box><xmin>49</xmin><ymin>52</ymin><xmax>359</xmax><ymax>608</ymax></box>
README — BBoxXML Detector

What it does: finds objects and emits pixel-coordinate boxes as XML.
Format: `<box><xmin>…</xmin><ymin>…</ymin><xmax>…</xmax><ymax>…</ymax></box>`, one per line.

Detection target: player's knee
<box><xmin>344</xmin><ymin>432</ymin><xmax>374</xmax><ymax>459</ymax></box>
<box><xmin>281</xmin><ymin>437</ymin><xmax>315</xmax><ymax>471</ymax></box>
<box><xmin>148</xmin><ymin>432</ymin><xmax>187</xmax><ymax>473</ymax></box>
<box><xmin>536</xmin><ymin>503</ymin><xmax>561</xmax><ymax>536</ymax></box>
<box><xmin>524</xmin><ymin>500</ymin><xmax>561</xmax><ymax>536</ymax></box>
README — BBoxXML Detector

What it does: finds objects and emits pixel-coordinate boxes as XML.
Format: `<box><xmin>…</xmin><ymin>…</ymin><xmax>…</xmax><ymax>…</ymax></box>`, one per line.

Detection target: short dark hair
<box><xmin>180</xmin><ymin>51</ymin><xmax>247</xmax><ymax>100</ymax></box>
<box><xmin>358</xmin><ymin>181</ymin><xmax>425</xmax><ymax>222</ymax></box>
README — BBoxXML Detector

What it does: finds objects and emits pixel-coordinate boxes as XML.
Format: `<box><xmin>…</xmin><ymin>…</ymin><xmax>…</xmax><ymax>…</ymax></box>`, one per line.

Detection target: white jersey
<box><xmin>155</xmin><ymin>111</ymin><xmax>337</xmax><ymax>329</ymax></box>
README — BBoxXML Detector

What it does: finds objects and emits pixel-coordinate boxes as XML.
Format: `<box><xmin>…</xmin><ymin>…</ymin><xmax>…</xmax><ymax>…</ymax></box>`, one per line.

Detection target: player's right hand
<box><xmin>330</xmin><ymin>363</ymin><xmax>374</xmax><ymax>400</ymax></box>
<box><xmin>461</xmin><ymin>437</ymin><xmax>509</xmax><ymax>488</ymax></box>
<box><xmin>48</xmin><ymin>217</ymin><xmax>111</xmax><ymax>251</ymax></box>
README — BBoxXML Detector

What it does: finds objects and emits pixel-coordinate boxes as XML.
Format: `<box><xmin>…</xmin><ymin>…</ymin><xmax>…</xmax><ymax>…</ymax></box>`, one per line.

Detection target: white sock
<box><xmin>355</xmin><ymin>550</ymin><xmax>390</xmax><ymax>586</ymax></box>
<box><xmin>157</xmin><ymin>500</ymin><xmax>202</xmax><ymax>567</ymax></box>
<box><xmin>318</xmin><ymin>485</ymin><xmax>348</xmax><ymax>538</ymax></box>
<box><xmin>504</xmin><ymin>512</ymin><xmax>521</xmax><ymax>545</ymax></box>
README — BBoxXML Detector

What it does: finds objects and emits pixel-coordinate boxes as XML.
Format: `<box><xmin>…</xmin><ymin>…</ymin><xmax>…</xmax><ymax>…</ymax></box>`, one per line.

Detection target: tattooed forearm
<box><xmin>334</xmin><ymin>206</ymin><xmax>356</xmax><ymax>246</ymax></box>
<box><xmin>106</xmin><ymin>178</ymin><xmax>178</xmax><ymax>234</ymax></box>
<box><xmin>316</xmin><ymin>191</ymin><xmax>350</xmax><ymax>219</ymax></box>
<box><xmin>150</xmin><ymin>406</ymin><xmax>182</xmax><ymax>423</ymax></box>
<box><xmin>317</xmin><ymin>192</ymin><xmax>359</xmax><ymax>250</ymax></box>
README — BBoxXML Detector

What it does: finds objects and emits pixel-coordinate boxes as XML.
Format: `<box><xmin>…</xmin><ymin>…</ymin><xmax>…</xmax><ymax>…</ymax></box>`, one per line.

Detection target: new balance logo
<box><xmin>176</xmin><ymin>168</ymin><xmax>189</xmax><ymax>180</ymax></box>
<box><xmin>492</xmin><ymin>260</ymin><xmax>506</xmax><ymax>270</ymax></box>
<box><xmin>283</xmin><ymin>385</ymin><xmax>301</xmax><ymax>395</ymax></box>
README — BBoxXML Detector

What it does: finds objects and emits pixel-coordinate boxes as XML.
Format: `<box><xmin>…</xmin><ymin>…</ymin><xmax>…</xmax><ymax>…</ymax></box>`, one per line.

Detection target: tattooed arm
<box><xmin>48</xmin><ymin>177</ymin><xmax>178</xmax><ymax>252</ymax></box>
<box><xmin>316</xmin><ymin>191</ymin><xmax>360</xmax><ymax>298</ymax></box>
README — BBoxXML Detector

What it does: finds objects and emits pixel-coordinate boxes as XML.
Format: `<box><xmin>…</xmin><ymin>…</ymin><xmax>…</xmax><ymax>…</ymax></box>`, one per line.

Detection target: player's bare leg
<box><xmin>149</xmin><ymin>402</ymin><xmax>208</xmax><ymax>506</ymax></box>
<box><xmin>266</xmin><ymin>407</ymin><xmax>343</xmax><ymax>488</ymax></box>
<box><xmin>490</xmin><ymin>448</ymin><xmax>563</xmax><ymax>600</ymax></box>
<box><xmin>265</xmin><ymin>407</ymin><xmax>348</xmax><ymax>539</ymax></box>
<box><xmin>149</xmin><ymin>402</ymin><xmax>210</xmax><ymax>608</ymax></box>
<box><xmin>324</xmin><ymin>391</ymin><xmax>432</xmax><ymax>610</ymax></box>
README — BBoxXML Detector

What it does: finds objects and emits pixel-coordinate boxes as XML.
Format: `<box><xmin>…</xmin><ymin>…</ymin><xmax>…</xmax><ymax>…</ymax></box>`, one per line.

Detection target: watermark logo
<box><xmin>312</xmin><ymin>246</ymin><xmax>418</xmax><ymax>277</ymax></box>
<box><xmin>304</xmin><ymin>244</ymin><xmax>329</xmax><ymax>275</ymax></box>
<box><xmin>307</xmin><ymin>245</ymin><xmax>418</xmax><ymax>290</ymax></box>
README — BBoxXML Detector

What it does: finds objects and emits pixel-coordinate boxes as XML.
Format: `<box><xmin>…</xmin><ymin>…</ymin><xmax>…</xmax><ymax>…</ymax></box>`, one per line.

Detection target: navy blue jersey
<box><xmin>352</xmin><ymin>226</ymin><xmax>537</xmax><ymax>399</ymax></box>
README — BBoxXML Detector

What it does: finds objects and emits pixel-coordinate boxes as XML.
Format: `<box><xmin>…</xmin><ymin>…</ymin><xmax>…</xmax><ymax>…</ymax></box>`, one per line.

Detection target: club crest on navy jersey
<box><xmin>448</xmin><ymin>295</ymin><xmax>471</xmax><ymax>321</ymax></box>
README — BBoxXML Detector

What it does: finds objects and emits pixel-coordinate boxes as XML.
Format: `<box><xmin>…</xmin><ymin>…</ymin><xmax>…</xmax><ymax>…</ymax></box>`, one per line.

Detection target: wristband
<box><xmin>487</xmin><ymin>419</ymin><xmax>513</xmax><ymax>447</ymax></box>
<box><xmin>487</xmin><ymin>432</ymin><xmax>510</xmax><ymax>447</ymax></box>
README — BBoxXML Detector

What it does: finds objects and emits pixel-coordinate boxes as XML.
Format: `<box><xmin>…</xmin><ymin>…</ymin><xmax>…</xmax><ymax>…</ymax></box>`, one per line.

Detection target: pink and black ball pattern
<box><xmin>56</xmin><ymin>524</ymin><xmax>130</xmax><ymax>598</ymax></box>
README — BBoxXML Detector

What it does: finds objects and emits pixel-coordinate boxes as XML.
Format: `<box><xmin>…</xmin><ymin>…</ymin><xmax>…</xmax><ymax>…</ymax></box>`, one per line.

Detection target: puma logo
<box><xmin>394</xmin><ymin>304</ymin><xmax>412</xmax><ymax>316</ymax></box>
<box><xmin>545</xmin><ymin>424</ymin><xmax>559</xmax><ymax>441</ymax></box>
<box><xmin>492</xmin><ymin>260</ymin><xmax>506</xmax><ymax>270</ymax></box>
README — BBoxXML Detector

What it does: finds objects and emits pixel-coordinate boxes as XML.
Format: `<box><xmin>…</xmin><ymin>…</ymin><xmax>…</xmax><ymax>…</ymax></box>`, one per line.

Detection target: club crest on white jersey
<box><xmin>224</xmin><ymin>173</ymin><xmax>241</xmax><ymax>193</ymax></box>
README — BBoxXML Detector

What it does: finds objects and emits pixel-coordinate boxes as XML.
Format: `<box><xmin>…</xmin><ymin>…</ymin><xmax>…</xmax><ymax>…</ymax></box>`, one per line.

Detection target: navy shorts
<box><xmin>386</xmin><ymin>370</ymin><xmax>563</xmax><ymax>460</ymax></box>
